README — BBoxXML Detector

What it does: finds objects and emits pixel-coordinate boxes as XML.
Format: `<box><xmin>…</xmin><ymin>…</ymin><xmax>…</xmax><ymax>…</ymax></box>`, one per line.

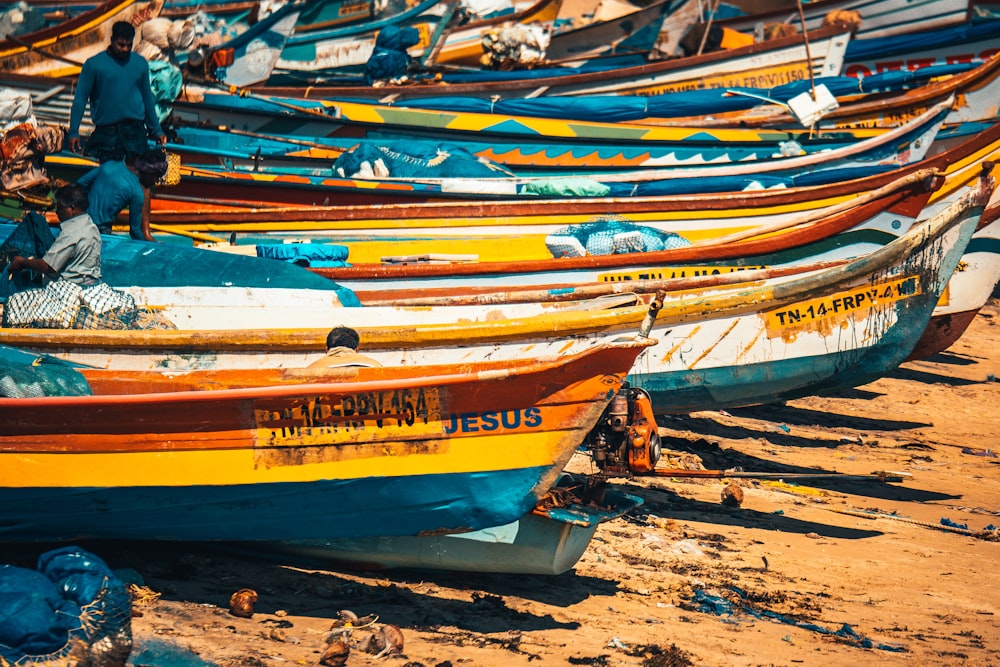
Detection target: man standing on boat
<box><xmin>67</xmin><ymin>21</ymin><xmax>167</xmax><ymax>162</ymax></box>
<box><xmin>66</xmin><ymin>21</ymin><xmax>167</xmax><ymax>241</ymax></box>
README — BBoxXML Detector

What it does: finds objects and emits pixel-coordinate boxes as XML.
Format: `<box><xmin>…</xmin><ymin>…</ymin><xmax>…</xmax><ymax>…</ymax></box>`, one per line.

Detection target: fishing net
<box><xmin>0</xmin><ymin>546</ymin><xmax>133</xmax><ymax>667</ymax></box>
<box><xmin>545</xmin><ymin>216</ymin><xmax>692</xmax><ymax>258</ymax></box>
<box><xmin>0</xmin><ymin>211</ymin><xmax>55</xmax><ymax>301</ymax></box>
<box><xmin>0</xmin><ymin>344</ymin><xmax>92</xmax><ymax>397</ymax></box>
<box><xmin>2</xmin><ymin>281</ymin><xmax>138</xmax><ymax>330</ymax></box>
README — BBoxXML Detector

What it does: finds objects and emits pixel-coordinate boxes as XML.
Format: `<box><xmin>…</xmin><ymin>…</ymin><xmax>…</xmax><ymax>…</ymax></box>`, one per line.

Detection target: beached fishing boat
<box><xmin>428</xmin><ymin>0</ymin><xmax>565</xmax><ymax>67</ymax></box>
<box><xmin>907</xmin><ymin>213</ymin><xmax>1000</xmax><ymax>359</ymax></box>
<box><xmin>184</xmin><ymin>0</ymin><xmax>303</xmax><ymax>87</ymax></box>
<box><xmin>637</xmin><ymin>54</ymin><xmax>1000</xmax><ymax>130</ymax></box>
<box><xmin>42</xmin><ymin>111</ymin><xmax>947</xmax><ymax>207</ymax></box>
<box><xmin>0</xmin><ymin>210</ymin><xmax>360</xmax><ymax>298</ymax></box>
<box><xmin>0</xmin><ymin>334</ymin><xmax>652</xmax><ymax>543</ymax></box>
<box><xmin>71</xmin><ymin>97</ymin><xmax>945</xmax><ymax>207</ymax></box>
<box><xmin>138</xmin><ymin>119</ymin><xmax>1000</xmax><ymax>257</ymax></box>
<box><xmin>0</xmin><ymin>186</ymin><xmax>986</xmax><ymax>417</ymax></box>
<box><xmin>0</xmin><ymin>0</ymin><xmax>162</xmax><ymax>77</ymax></box>
<box><xmin>272</xmin><ymin>0</ymin><xmax>443</xmax><ymax>74</ymax></box>
<box><xmin>540</xmin><ymin>0</ymin><xmax>688</xmax><ymax>64</ymax></box>
<box><xmin>842</xmin><ymin>16</ymin><xmax>1000</xmax><ymax>77</ymax></box>
<box><xmin>161</xmin><ymin>91</ymin><xmax>946</xmax><ymax>175</ymax></box>
<box><xmin>257</xmin><ymin>20</ymin><xmax>851</xmax><ymax>97</ymax></box>
<box><xmin>333</xmin><ymin>169</ymin><xmax>993</xmax><ymax>294</ymax></box>
<box><xmin>717</xmin><ymin>0</ymin><xmax>970</xmax><ymax>40</ymax></box>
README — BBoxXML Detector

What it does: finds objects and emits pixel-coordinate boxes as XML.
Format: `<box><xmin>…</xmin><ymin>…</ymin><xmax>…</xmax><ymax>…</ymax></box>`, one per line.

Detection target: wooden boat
<box><xmin>36</xmin><ymin>97</ymin><xmax>949</xmax><ymax>210</ymax></box>
<box><xmin>138</xmin><ymin>119</ymin><xmax>1000</xmax><ymax>257</ymax></box>
<box><xmin>541</xmin><ymin>0</ymin><xmax>688</xmax><ymax>64</ymax></box>
<box><xmin>186</xmin><ymin>0</ymin><xmax>303</xmax><ymax>88</ymax></box>
<box><xmin>635</xmin><ymin>53</ymin><xmax>1000</xmax><ymax>130</ymax></box>
<box><xmin>0</xmin><ymin>335</ymin><xmax>652</xmax><ymax>542</ymax></box>
<box><xmin>717</xmin><ymin>0</ymin><xmax>971</xmax><ymax>40</ymax></box>
<box><xmin>291</xmin><ymin>167</ymin><xmax>991</xmax><ymax>300</ymax></box>
<box><xmin>111</xmin><ymin>97</ymin><xmax>949</xmax><ymax>207</ymax></box>
<box><xmin>249</xmin><ymin>478</ymin><xmax>643</xmax><ymax>575</ymax></box>
<box><xmin>272</xmin><ymin>0</ymin><xmax>446</xmax><ymax>74</ymax></box>
<box><xmin>169</xmin><ymin>83</ymin><xmax>930</xmax><ymax>148</ymax></box>
<box><xmin>0</xmin><ymin>0</ymin><xmax>162</xmax><ymax>77</ymax></box>
<box><xmin>429</xmin><ymin>0</ymin><xmax>564</xmax><ymax>67</ymax></box>
<box><xmin>0</xmin><ymin>186</ymin><xmax>986</xmax><ymax>417</ymax></box>
<box><xmin>620</xmin><ymin>185</ymin><xmax>985</xmax><ymax>413</ymax></box>
<box><xmin>842</xmin><ymin>17</ymin><xmax>1000</xmax><ymax>77</ymax></box>
<box><xmin>907</xmin><ymin>214</ymin><xmax>1000</xmax><ymax>359</ymax></box>
<box><xmin>255</xmin><ymin>20</ymin><xmax>852</xmax><ymax>98</ymax></box>
<box><xmin>0</xmin><ymin>213</ymin><xmax>360</xmax><ymax>299</ymax></box>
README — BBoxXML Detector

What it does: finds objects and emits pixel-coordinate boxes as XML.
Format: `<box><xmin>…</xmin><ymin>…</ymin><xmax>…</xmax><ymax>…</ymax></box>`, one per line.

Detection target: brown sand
<box><xmin>10</xmin><ymin>301</ymin><xmax>1000</xmax><ymax>667</ymax></box>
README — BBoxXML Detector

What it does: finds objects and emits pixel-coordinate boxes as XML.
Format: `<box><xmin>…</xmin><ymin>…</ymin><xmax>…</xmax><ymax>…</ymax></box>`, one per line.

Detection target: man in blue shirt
<box><xmin>67</xmin><ymin>21</ymin><xmax>167</xmax><ymax>162</ymax></box>
<box><xmin>76</xmin><ymin>159</ymin><xmax>153</xmax><ymax>240</ymax></box>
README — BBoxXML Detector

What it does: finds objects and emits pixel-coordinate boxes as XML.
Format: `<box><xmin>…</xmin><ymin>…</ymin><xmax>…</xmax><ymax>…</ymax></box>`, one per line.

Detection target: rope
<box><xmin>827</xmin><ymin>507</ymin><xmax>999</xmax><ymax>540</ymax></box>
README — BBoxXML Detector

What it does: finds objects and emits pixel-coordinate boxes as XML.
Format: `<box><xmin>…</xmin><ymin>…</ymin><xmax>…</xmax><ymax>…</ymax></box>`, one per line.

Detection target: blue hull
<box><xmin>0</xmin><ymin>467</ymin><xmax>549</xmax><ymax>542</ymax></box>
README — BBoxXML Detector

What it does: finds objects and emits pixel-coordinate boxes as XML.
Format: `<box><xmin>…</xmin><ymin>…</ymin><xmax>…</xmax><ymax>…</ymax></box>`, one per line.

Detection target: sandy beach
<box><xmin>7</xmin><ymin>299</ymin><xmax>997</xmax><ymax>667</ymax></box>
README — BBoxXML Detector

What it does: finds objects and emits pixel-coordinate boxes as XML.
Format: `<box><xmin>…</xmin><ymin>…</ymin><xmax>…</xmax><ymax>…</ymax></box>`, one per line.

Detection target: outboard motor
<box><xmin>584</xmin><ymin>383</ymin><xmax>662</xmax><ymax>475</ymax></box>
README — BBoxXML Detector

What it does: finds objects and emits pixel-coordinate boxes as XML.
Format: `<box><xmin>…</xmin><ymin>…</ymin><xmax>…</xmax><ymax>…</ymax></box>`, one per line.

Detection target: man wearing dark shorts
<box><xmin>67</xmin><ymin>21</ymin><xmax>166</xmax><ymax>163</ymax></box>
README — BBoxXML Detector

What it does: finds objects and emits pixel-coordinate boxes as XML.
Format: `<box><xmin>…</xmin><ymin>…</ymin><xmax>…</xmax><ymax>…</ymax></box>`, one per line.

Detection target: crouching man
<box><xmin>3</xmin><ymin>184</ymin><xmax>138</xmax><ymax>329</ymax></box>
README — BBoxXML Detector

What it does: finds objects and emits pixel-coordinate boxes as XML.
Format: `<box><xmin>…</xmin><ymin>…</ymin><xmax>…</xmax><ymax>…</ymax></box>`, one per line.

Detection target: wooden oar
<box><xmin>148</xmin><ymin>224</ymin><xmax>229</xmax><ymax>244</ymax></box>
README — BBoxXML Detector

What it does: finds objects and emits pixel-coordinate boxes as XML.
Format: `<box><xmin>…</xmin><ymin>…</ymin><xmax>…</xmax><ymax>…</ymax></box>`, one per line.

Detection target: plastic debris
<box><xmin>687</xmin><ymin>589</ymin><xmax>906</xmax><ymax>651</ymax></box>
<box><xmin>670</xmin><ymin>539</ymin><xmax>705</xmax><ymax>557</ymax></box>
<box><xmin>940</xmin><ymin>518</ymin><xmax>969</xmax><ymax>530</ymax></box>
<box><xmin>961</xmin><ymin>447</ymin><xmax>997</xmax><ymax>457</ymax></box>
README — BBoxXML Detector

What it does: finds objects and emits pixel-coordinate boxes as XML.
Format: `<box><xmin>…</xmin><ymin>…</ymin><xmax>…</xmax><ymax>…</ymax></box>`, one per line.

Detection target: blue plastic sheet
<box><xmin>256</xmin><ymin>242</ymin><xmax>350</xmax><ymax>267</ymax></box>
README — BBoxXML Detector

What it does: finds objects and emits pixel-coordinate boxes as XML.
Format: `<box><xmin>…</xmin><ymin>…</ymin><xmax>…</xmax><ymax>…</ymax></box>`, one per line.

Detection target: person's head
<box><xmin>133</xmin><ymin>148</ymin><xmax>168</xmax><ymax>188</ymax></box>
<box><xmin>326</xmin><ymin>326</ymin><xmax>360</xmax><ymax>351</ymax></box>
<box><xmin>109</xmin><ymin>21</ymin><xmax>136</xmax><ymax>60</ymax></box>
<box><xmin>53</xmin><ymin>184</ymin><xmax>89</xmax><ymax>222</ymax></box>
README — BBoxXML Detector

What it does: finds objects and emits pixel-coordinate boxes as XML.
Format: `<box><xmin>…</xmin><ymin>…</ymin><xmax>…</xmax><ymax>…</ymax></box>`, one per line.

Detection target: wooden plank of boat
<box><xmin>0</xmin><ymin>0</ymin><xmax>162</xmax><ymax>77</ymax></box>
<box><xmin>0</xmin><ymin>335</ymin><xmax>653</xmax><ymax>542</ymax></box>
